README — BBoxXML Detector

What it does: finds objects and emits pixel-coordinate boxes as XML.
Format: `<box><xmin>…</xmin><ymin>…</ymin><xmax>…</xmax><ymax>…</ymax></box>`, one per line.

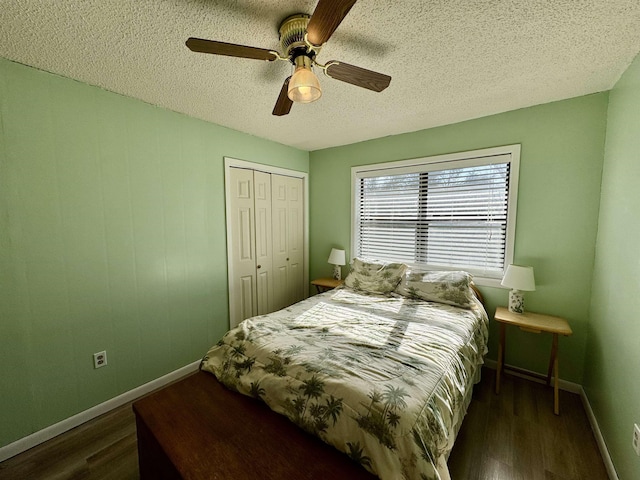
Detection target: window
<box><xmin>352</xmin><ymin>145</ymin><xmax>520</xmax><ymax>286</ymax></box>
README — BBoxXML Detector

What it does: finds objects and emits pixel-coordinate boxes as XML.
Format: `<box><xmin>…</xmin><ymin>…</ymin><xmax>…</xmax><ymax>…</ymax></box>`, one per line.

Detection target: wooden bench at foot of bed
<box><xmin>133</xmin><ymin>370</ymin><xmax>376</xmax><ymax>480</ymax></box>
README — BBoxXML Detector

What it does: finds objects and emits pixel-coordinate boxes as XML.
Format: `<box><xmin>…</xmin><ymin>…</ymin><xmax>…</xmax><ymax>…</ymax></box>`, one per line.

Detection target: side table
<box><xmin>494</xmin><ymin>306</ymin><xmax>573</xmax><ymax>415</ymax></box>
<box><xmin>311</xmin><ymin>278</ymin><xmax>343</xmax><ymax>294</ymax></box>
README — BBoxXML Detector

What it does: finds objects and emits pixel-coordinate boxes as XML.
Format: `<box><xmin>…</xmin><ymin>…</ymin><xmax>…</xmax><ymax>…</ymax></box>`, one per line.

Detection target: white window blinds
<box><xmin>353</xmin><ymin>148</ymin><xmax>519</xmax><ymax>281</ymax></box>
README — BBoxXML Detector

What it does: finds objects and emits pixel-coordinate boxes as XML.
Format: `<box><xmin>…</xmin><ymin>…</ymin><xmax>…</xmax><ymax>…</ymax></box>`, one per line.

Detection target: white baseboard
<box><xmin>483</xmin><ymin>358</ymin><xmax>582</xmax><ymax>393</ymax></box>
<box><xmin>0</xmin><ymin>359</ymin><xmax>201</xmax><ymax>463</ymax></box>
<box><xmin>483</xmin><ymin>359</ymin><xmax>618</xmax><ymax>480</ymax></box>
<box><xmin>579</xmin><ymin>387</ymin><xmax>619</xmax><ymax>480</ymax></box>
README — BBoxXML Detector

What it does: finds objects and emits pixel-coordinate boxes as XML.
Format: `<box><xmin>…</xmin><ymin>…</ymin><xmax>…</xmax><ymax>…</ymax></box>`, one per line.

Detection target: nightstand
<box><xmin>494</xmin><ymin>306</ymin><xmax>573</xmax><ymax>415</ymax></box>
<box><xmin>311</xmin><ymin>278</ymin><xmax>343</xmax><ymax>294</ymax></box>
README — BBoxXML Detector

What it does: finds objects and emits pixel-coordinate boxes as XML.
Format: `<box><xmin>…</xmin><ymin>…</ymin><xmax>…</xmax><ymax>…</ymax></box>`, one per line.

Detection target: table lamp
<box><xmin>327</xmin><ymin>248</ymin><xmax>346</xmax><ymax>280</ymax></box>
<box><xmin>501</xmin><ymin>264</ymin><xmax>535</xmax><ymax>313</ymax></box>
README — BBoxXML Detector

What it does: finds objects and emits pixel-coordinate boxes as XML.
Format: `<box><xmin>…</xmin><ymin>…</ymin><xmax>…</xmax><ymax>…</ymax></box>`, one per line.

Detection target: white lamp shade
<box><xmin>327</xmin><ymin>248</ymin><xmax>346</xmax><ymax>266</ymax></box>
<box><xmin>501</xmin><ymin>264</ymin><xmax>536</xmax><ymax>291</ymax></box>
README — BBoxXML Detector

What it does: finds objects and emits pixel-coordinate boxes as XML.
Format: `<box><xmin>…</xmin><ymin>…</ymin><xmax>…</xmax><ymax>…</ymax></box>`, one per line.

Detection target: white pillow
<box><xmin>395</xmin><ymin>270</ymin><xmax>474</xmax><ymax>308</ymax></box>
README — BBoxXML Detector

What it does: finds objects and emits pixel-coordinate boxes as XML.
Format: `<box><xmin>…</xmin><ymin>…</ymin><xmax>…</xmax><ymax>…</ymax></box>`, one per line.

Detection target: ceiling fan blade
<box><xmin>324</xmin><ymin>61</ymin><xmax>391</xmax><ymax>92</ymax></box>
<box><xmin>273</xmin><ymin>77</ymin><xmax>293</xmax><ymax>116</ymax></box>
<box><xmin>186</xmin><ymin>38</ymin><xmax>277</xmax><ymax>61</ymax></box>
<box><xmin>307</xmin><ymin>0</ymin><xmax>358</xmax><ymax>46</ymax></box>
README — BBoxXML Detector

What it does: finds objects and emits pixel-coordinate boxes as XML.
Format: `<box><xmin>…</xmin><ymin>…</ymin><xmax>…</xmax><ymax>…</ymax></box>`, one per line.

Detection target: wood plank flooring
<box><xmin>449</xmin><ymin>369</ymin><xmax>609</xmax><ymax>480</ymax></box>
<box><xmin>0</xmin><ymin>368</ymin><xmax>609</xmax><ymax>480</ymax></box>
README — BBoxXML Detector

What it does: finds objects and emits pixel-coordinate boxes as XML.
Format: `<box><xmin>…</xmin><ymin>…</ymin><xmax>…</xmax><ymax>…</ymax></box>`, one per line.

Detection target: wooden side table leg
<box><xmin>547</xmin><ymin>332</ymin><xmax>558</xmax><ymax>386</ymax></box>
<box><xmin>496</xmin><ymin>323</ymin><xmax>506</xmax><ymax>394</ymax></box>
<box><xmin>552</xmin><ymin>333</ymin><xmax>560</xmax><ymax>415</ymax></box>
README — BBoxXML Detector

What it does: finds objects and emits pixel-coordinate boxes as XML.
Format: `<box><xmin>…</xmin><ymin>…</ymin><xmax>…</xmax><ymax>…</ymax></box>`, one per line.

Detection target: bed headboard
<box><xmin>470</xmin><ymin>284</ymin><xmax>485</xmax><ymax>306</ymax></box>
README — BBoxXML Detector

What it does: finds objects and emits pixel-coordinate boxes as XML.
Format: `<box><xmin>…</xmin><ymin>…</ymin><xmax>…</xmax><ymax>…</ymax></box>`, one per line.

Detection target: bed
<box><xmin>197</xmin><ymin>263</ymin><xmax>489</xmax><ymax>480</ymax></box>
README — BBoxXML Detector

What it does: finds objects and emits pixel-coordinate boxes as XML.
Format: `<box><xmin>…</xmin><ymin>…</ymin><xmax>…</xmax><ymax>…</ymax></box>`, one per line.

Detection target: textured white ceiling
<box><xmin>2</xmin><ymin>0</ymin><xmax>640</xmax><ymax>151</ymax></box>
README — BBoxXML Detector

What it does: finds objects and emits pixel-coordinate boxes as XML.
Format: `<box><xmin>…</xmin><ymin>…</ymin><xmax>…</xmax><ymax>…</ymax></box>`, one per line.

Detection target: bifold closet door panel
<box><xmin>228</xmin><ymin>167</ymin><xmax>257</xmax><ymax>328</ymax></box>
<box><xmin>285</xmin><ymin>176</ymin><xmax>304</xmax><ymax>305</ymax></box>
<box><xmin>253</xmin><ymin>171</ymin><xmax>274</xmax><ymax>315</ymax></box>
<box><xmin>271</xmin><ymin>174</ymin><xmax>304</xmax><ymax>311</ymax></box>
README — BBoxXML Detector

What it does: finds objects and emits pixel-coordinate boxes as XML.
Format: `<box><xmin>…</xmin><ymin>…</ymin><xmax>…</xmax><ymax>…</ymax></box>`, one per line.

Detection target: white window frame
<box><xmin>351</xmin><ymin>145</ymin><xmax>520</xmax><ymax>287</ymax></box>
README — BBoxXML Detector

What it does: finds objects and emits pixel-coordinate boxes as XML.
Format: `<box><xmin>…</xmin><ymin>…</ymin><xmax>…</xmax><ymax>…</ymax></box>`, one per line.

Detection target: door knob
<box><xmin>286</xmin><ymin>258</ymin><xmax>289</xmax><ymax>261</ymax></box>
<box><xmin>257</xmin><ymin>265</ymin><xmax>262</xmax><ymax>269</ymax></box>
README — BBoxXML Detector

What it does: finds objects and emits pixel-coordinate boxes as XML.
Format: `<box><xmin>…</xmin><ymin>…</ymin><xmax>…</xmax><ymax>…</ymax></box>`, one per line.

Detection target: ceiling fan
<box><xmin>185</xmin><ymin>0</ymin><xmax>391</xmax><ymax>116</ymax></box>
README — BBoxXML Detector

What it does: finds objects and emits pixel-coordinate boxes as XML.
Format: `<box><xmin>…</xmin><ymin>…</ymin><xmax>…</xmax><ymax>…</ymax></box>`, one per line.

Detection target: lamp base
<box><xmin>332</xmin><ymin>264</ymin><xmax>342</xmax><ymax>281</ymax></box>
<box><xmin>508</xmin><ymin>289</ymin><xmax>525</xmax><ymax>314</ymax></box>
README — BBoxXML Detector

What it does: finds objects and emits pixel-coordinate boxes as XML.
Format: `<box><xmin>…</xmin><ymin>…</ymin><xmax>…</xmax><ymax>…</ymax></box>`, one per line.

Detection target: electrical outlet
<box><xmin>93</xmin><ymin>351</ymin><xmax>107</xmax><ymax>369</ymax></box>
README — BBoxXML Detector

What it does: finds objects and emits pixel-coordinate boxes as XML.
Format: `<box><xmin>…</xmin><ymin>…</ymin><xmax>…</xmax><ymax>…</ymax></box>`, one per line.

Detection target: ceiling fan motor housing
<box><xmin>279</xmin><ymin>14</ymin><xmax>315</xmax><ymax>62</ymax></box>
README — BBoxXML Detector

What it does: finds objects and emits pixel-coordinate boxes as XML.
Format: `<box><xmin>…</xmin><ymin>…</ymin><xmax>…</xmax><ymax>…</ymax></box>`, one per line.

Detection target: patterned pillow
<box><xmin>395</xmin><ymin>270</ymin><xmax>474</xmax><ymax>308</ymax></box>
<box><xmin>344</xmin><ymin>258</ymin><xmax>407</xmax><ymax>294</ymax></box>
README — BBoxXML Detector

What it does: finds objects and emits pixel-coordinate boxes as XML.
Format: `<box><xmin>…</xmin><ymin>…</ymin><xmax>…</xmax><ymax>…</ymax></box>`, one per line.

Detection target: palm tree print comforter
<box><xmin>201</xmin><ymin>287</ymin><xmax>488</xmax><ymax>480</ymax></box>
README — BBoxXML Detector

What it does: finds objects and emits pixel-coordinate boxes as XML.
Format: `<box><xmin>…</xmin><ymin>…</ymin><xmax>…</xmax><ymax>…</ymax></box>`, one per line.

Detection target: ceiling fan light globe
<box><xmin>287</xmin><ymin>66</ymin><xmax>322</xmax><ymax>103</ymax></box>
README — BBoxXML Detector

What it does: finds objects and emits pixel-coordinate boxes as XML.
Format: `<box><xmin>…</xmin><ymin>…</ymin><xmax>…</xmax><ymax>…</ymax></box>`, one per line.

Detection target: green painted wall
<box><xmin>0</xmin><ymin>57</ymin><xmax>308</xmax><ymax>448</ymax></box>
<box><xmin>584</xmin><ymin>53</ymin><xmax>640</xmax><ymax>480</ymax></box>
<box><xmin>309</xmin><ymin>94</ymin><xmax>608</xmax><ymax>384</ymax></box>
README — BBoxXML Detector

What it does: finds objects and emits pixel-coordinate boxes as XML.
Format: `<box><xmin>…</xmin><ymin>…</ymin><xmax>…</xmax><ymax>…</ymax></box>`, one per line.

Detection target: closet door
<box><xmin>271</xmin><ymin>174</ymin><xmax>305</xmax><ymax>311</ymax></box>
<box><xmin>228</xmin><ymin>168</ymin><xmax>257</xmax><ymax>328</ymax></box>
<box><xmin>286</xmin><ymin>176</ymin><xmax>304</xmax><ymax>304</ymax></box>
<box><xmin>253</xmin><ymin>171</ymin><xmax>274</xmax><ymax>315</ymax></box>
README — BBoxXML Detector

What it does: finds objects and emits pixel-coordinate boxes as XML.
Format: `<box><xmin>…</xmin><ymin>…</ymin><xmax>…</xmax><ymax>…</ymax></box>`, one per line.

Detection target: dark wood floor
<box><xmin>0</xmin><ymin>368</ymin><xmax>609</xmax><ymax>480</ymax></box>
<box><xmin>449</xmin><ymin>370</ymin><xmax>609</xmax><ymax>480</ymax></box>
